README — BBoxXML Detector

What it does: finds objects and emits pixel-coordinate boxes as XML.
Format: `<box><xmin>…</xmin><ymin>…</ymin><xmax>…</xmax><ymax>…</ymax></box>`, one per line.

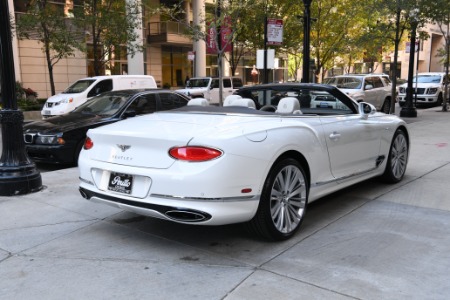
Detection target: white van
<box><xmin>41</xmin><ymin>75</ymin><xmax>157</xmax><ymax>118</ymax></box>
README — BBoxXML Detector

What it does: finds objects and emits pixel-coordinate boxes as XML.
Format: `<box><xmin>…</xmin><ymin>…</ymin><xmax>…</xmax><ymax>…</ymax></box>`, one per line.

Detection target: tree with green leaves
<box><xmin>152</xmin><ymin>0</ymin><xmax>256</xmax><ymax>105</ymax></box>
<box><xmin>425</xmin><ymin>0</ymin><xmax>450</xmax><ymax>111</ymax></box>
<box><xmin>74</xmin><ymin>0</ymin><xmax>144</xmax><ymax>76</ymax></box>
<box><xmin>15</xmin><ymin>0</ymin><xmax>84</xmax><ymax>96</ymax></box>
<box><xmin>308</xmin><ymin>0</ymin><xmax>361</xmax><ymax>82</ymax></box>
<box><xmin>367</xmin><ymin>0</ymin><xmax>421</xmax><ymax>114</ymax></box>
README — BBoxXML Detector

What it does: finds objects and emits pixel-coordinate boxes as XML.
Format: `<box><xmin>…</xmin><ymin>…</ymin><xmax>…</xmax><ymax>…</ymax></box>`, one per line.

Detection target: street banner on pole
<box><xmin>267</xmin><ymin>19</ymin><xmax>283</xmax><ymax>46</ymax></box>
<box><xmin>206</xmin><ymin>17</ymin><xmax>233</xmax><ymax>54</ymax></box>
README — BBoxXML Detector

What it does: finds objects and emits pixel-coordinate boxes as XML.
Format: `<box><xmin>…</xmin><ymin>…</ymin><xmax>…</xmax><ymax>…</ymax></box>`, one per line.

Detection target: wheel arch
<box><xmin>272</xmin><ymin>150</ymin><xmax>311</xmax><ymax>189</ymax></box>
<box><xmin>396</xmin><ymin>125</ymin><xmax>410</xmax><ymax>145</ymax></box>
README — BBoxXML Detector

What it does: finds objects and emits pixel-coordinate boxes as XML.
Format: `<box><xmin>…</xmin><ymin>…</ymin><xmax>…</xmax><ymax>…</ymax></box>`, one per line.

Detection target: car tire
<box><xmin>246</xmin><ymin>157</ymin><xmax>309</xmax><ymax>241</ymax></box>
<box><xmin>437</xmin><ymin>93</ymin><xmax>443</xmax><ymax>106</ymax></box>
<box><xmin>381</xmin><ymin>129</ymin><xmax>408</xmax><ymax>183</ymax></box>
<box><xmin>381</xmin><ymin>98</ymin><xmax>391</xmax><ymax>114</ymax></box>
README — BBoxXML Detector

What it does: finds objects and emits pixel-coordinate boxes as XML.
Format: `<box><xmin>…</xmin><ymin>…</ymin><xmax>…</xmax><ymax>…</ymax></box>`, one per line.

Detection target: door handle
<box><xmin>329</xmin><ymin>132</ymin><xmax>341</xmax><ymax>141</ymax></box>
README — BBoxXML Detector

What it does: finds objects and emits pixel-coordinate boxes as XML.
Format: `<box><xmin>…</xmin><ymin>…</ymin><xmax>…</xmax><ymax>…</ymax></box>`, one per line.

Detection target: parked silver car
<box><xmin>324</xmin><ymin>74</ymin><xmax>393</xmax><ymax>113</ymax></box>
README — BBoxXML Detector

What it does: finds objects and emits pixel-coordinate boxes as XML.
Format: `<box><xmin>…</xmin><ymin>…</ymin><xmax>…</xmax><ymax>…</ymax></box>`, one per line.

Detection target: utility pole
<box><xmin>301</xmin><ymin>0</ymin><xmax>312</xmax><ymax>83</ymax></box>
<box><xmin>400</xmin><ymin>9</ymin><xmax>419</xmax><ymax>118</ymax></box>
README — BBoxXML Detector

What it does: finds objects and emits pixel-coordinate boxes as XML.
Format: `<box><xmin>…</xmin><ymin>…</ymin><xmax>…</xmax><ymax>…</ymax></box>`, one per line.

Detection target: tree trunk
<box><xmin>43</xmin><ymin>29</ymin><xmax>56</xmax><ymax>95</ymax></box>
<box><xmin>390</xmin><ymin>8</ymin><xmax>402</xmax><ymax>115</ymax></box>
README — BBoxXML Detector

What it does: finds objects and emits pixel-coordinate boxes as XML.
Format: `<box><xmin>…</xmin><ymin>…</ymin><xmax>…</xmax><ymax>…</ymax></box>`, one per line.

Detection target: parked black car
<box><xmin>23</xmin><ymin>89</ymin><xmax>190</xmax><ymax>164</ymax></box>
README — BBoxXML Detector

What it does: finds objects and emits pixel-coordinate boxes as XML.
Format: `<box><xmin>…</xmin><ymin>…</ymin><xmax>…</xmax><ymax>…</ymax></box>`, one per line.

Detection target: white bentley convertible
<box><xmin>78</xmin><ymin>83</ymin><xmax>409</xmax><ymax>241</ymax></box>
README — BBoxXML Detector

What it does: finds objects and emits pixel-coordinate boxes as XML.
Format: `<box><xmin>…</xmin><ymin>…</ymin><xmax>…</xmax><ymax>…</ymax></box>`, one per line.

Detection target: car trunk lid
<box><xmin>84</xmin><ymin>112</ymin><xmax>248</xmax><ymax>169</ymax></box>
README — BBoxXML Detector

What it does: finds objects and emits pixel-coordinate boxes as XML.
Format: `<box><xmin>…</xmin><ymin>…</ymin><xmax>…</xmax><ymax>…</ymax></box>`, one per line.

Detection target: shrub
<box><xmin>18</xmin><ymin>98</ymin><xmax>46</xmax><ymax>111</ymax></box>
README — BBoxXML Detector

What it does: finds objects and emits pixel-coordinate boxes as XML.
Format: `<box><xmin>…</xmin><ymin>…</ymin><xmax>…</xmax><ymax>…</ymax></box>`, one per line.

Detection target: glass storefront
<box><xmin>161</xmin><ymin>46</ymin><xmax>192</xmax><ymax>88</ymax></box>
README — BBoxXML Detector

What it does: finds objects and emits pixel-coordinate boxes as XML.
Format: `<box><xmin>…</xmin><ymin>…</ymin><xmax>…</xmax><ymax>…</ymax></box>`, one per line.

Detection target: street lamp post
<box><xmin>0</xmin><ymin>0</ymin><xmax>42</xmax><ymax>195</ymax></box>
<box><xmin>263</xmin><ymin>15</ymin><xmax>269</xmax><ymax>84</ymax></box>
<box><xmin>302</xmin><ymin>0</ymin><xmax>312</xmax><ymax>83</ymax></box>
<box><xmin>400</xmin><ymin>9</ymin><xmax>419</xmax><ymax>118</ymax></box>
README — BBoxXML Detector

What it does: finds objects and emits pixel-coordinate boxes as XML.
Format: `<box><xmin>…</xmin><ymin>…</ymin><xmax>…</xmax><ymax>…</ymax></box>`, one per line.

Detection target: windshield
<box><xmin>72</xmin><ymin>92</ymin><xmax>130</xmax><ymax>116</ymax></box>
<box><xmin>186</xmin><ymin>78</ymin><xmax>210</xmax><ymax>88</ymax></box>
<box><xmin>324</xmin><ymin>77</ymin><xmax>362</xmax><ymax>89</ymax></box>
<box><xmin>63</xmin><ymin>79</ymin><xmax>96</xmax><ymax>94</ymax></box>
<box><xmin>413</xmin><ymin>75</ymin><xmax>441</xmax><ymax>83</ymax></box>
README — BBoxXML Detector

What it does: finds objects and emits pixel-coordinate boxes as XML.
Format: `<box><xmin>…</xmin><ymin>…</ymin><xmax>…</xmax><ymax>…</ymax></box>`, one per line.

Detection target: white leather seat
<box><xmin>276</xmin><ymin>97</ymin><xmax>300</xmax><ymax>114</ymax></box>
<box><xmin>224</xmin><ymin>97</ymin><xmax>256</xmax><ymax>109</ymax></box>
<box><xmin>223</xmin><ymin>95</ymin><xmax>242</xmax><ymax>106</ymax></box>
<box><xmin>237</xmin><ymin>98</ymin><xmax>256</xmax><ymax>109</ymax></box>
<box><xmin>187</xmin><ymin>98</ymin><xmax>209</xmax><ymax>106</ymax></box>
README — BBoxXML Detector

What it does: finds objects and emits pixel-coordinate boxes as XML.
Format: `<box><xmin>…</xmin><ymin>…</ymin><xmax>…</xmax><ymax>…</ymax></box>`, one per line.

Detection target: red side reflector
<box><xmin>241</xmin><ymin>188</ymin><xmax>252</xmax><ymax>194</ymax></box>
<box><xmin>169</xmin><ymin>146</ymin><xmax>222</xmax><ymax>162</ymax></box>
<box><xmin>83</xmin><ymin>137</ymin><xmax>94</xmax><ymax>150</ymax></box>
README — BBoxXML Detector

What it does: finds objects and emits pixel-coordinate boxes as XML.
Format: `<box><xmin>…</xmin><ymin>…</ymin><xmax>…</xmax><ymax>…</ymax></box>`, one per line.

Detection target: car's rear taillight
<box><xmin>169</xmin><ymin>146</ymin><xmax>222</xmax><ymax>162</ymax></box>
<box><xmin>83</xmin><ymin>137</ymin><xmax>94</xmax><ymax>150</ymax></box>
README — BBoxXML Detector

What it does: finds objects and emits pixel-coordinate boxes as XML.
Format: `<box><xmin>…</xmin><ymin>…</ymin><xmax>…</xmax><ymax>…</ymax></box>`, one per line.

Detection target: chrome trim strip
<box><xmin>314</xmin><ymin>163</ymin><xmax>382</xmax><ymax>187</ymax></box>
<box><xmin>79</xmin><ymin>177</ymin><xmax>95</xmax><ymax>186</ymax></box>
<box><xmin>149</xmin><ymin>193</ymin><xmax>259</xmax><ymax>202</ymax></box>
<box><xmin>23</xmin><ymin>133</ymin><xmax>36</xmax><ymax>144</ymax></box>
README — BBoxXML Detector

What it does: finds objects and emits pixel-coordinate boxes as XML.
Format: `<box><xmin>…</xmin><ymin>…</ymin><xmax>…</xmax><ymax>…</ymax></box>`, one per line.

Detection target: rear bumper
<box><xmin>79</xmin><ymin>185</ymin><xmax>260</xmax><ymax>225</ymax></box>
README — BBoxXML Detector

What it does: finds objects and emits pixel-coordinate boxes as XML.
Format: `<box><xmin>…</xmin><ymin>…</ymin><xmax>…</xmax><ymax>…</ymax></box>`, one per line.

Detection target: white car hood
<box><xmin>399</xmin><ymin>82</ymin><xmax>440</xmax><ymax>88</ymax></box>
<box><xmin>46</xmin><ymin>93</ymin><xmax>78</xmax><ymax>103</ymax></box>
<box><xmin>85</xmin><ymin>112</ymin><xmax>275</xmax><ymax>169</ymax></box>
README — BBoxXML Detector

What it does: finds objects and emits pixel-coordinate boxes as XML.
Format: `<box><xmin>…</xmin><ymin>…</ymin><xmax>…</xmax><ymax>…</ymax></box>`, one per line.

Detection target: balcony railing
<box><xmin>147</xmin><ymin>21</ymin><xmax>189</xmax><ymax>36</ymax></box>
<box><xmin>146</xmin><ymin>21</ymin><xmax>192</xmax><ymax>46</ymax></box>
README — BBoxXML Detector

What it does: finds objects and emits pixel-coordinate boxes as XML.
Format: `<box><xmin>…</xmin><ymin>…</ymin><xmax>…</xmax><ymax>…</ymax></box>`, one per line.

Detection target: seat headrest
<box><xmin>276</xmin><ymin>97</ymin><xmax>300</xmax><ymax>114</ymax></box>
<box><xmin>240</xmin><ymin>98</ymin><xmax>256</xmax><ymax>109</ymax></box>
<box><xmin>187</xmin><ymin>98</ymin><xmax>209</xmax><ymax>106</ymax></box>
<box><xmin>223</xmin><ymin>95</ymin><xmax>242</xmax><ymax>106</ymax></box>
<box><xmin>224</xmin><ymin>97</ymin><xmax>256</xmax><ymax>109</ymax></box>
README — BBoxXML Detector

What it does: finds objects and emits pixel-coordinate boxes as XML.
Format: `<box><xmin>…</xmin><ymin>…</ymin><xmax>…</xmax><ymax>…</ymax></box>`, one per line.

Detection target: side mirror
<box><xmin>358</xmin><ymin>102</ymin><xmax>376</xmax><ymax>119</ymax></box>
<box><xmin>364</xmin><ymin>84</ymin><xmax>374</xmax><ymax>90</ymax></box>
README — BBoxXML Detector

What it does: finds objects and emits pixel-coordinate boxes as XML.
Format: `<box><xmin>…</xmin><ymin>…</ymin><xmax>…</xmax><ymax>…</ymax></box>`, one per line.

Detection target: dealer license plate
<box><xmin>108</xmin><ymin>172</ymin><xmax>133</xmax><ymax>194</ymax></box>
<box><xmin>43</xmin><ymin>110</ymin><xmax>51</xmax><ymax>115</ymax></box>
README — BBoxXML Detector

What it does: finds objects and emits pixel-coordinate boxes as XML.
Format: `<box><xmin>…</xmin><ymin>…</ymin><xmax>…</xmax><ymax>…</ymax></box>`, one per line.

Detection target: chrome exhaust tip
<box><xmin>79</xmin><ymin>188</ymin><xmax>89</xmax><ymax>199</ymax></box>
<box><xmin>165</xmin><ymin>210</ymin><xmax>209</xmax><ymax>222</ymax></box>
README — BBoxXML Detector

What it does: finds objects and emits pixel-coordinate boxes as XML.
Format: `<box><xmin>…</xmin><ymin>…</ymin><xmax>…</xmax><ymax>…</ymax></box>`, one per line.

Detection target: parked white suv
<box><xmin>398</xmin><ymin>72</ymin><xmax>450</xmax><ymax>107</ymax></box>
<box><xmin>176</xmin><ymin>77</ymin><xmax>243</xmax><ymax>105</ymax></box>
<box><xmin>323</xmin><ymin>74</ymin><xmax>392</xmax><ymax>113</ymax></box>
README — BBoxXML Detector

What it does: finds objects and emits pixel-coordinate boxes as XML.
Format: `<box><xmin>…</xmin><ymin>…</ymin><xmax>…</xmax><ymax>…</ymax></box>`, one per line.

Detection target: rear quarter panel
<box><xmin>188</xmin><ymin>116</ymin><xmax>333</xmax><ymax>195</ymax></box>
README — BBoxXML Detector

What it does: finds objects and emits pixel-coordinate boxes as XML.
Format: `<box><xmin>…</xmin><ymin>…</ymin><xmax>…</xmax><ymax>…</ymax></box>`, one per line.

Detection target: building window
<box><xmin>86</xmin><ymin>44</ymin><xmax>128</xmax><ymax>76</ymax></box>
<box><xmin>161</xmin><ymin>46</ymin><xmax>191</xmax><ymax>88</ymax></box>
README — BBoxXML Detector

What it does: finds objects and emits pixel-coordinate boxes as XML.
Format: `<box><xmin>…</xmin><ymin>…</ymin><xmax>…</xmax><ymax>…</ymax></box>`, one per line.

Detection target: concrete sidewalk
<box><xmin>1</xmin><ymin>107</ymin><xmax>450</xmax><ymax>299</ymax></box>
